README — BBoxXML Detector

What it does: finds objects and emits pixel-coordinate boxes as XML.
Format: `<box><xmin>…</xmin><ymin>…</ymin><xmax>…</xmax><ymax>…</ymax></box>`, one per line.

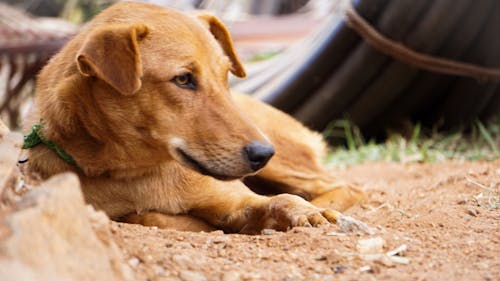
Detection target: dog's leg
<box><xmin>181</xmin><ymin>177</ymin><xmax>351</xmax><ymax>234</ymax></box>
<box><xmin>185</xmin><ymin>176</ymin><xmax>371</xmax><ymax>234</ymax></box>
<box><xmin>122</xmin><ymin>212</ymin><xmax>216</xmax><ymax>232</ymax></box>
<box><xmin>233</xmin><ymin>93</ymin><xmax>365</xmax><ymax>211</ymax></box>
<box><xmin>120</xmin><ymin>188</ymin><xmax>365</xmax><ymax>233</ymax></box>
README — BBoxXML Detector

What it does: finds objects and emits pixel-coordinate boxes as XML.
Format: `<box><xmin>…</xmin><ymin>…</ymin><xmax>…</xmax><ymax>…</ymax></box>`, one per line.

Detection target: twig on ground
<box><xmin>465</xmin><ymin>176</ymin><xmax>499</xmax><ymax>210</ymax></box>
<box><xmin>367</xmin><ymin>202</ymin><xmax>413</xmax><ymax>218</ymax></box>
<box><xmin>465</xmin><ymin>176</ymin><xmax>495</xmax><ymax>192</ymax></box>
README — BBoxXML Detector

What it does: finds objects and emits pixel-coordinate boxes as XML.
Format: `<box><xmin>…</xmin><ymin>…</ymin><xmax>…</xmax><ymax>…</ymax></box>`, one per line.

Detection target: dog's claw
<box><xmin>321</xmin><ymin>209</ymin><xmax>342</xmax><ymax>222</ymax></box>
<box><xmin>297</xmin><ymin>215</ymin><xmax>309</xmax><ymax>227</ymax></box>
<box><xmin>308</xmin><ymin>212</ymin><xmax>328</xmax><ymax>226</ymax></box>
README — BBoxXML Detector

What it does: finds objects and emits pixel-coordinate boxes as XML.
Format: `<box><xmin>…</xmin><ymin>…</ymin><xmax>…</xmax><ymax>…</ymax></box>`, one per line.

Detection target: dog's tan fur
<box><xmin>26</xmin><ymin>2</ymin><xmax>364</xmax><ymax>234</ymax></box>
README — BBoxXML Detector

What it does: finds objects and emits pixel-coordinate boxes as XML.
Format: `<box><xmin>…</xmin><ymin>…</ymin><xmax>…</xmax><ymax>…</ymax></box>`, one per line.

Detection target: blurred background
<box><xmin>0</xmin><ymin>0</ymin><xmax>337</xmax><ymax>127</ymax></box>
<box><xmin>1</xmin><ymin>0</ymin><xmax>499</xmax><ymax>152</ymax></box>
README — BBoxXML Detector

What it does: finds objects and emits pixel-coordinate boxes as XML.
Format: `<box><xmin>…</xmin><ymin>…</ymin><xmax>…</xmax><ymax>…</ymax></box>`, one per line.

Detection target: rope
<box><xmin>344</xmin><ymin>1</ymin><xmax>500</xmax><ymax>83</ymax></box>
<box><xmin>23</xmin><ymin>120</ymin><xmax>78</xmax><ymax>167</ymax></box>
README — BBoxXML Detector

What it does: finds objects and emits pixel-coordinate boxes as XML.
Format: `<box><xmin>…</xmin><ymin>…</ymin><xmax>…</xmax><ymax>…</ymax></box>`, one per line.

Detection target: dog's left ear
<box><xmin>76</xmin><ymin>23</ymin><xmax>149</xmax><ymax>95</ymax></box>
<box><xmin>196</xmin><ymin>13</ymin><xmax>246</xmax><ymax>78</ymax></box>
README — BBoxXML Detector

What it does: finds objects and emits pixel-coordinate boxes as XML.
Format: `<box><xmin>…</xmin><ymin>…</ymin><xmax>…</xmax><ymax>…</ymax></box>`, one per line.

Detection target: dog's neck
<box><xmin>29</xmin><ymin>122</ymin><xmax>170</xmax><ymax>179</ymax></box>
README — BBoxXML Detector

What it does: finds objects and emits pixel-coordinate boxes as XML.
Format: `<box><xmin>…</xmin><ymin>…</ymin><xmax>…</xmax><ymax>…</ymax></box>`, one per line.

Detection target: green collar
<box><xmin>23</xmin><ymin>120</ymin><xmax>78</xmax><ymax>167</ymax></box>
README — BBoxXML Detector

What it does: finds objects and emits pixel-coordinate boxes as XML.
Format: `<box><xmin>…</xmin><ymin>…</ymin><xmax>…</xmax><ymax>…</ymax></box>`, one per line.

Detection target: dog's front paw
<box><xmin>262</xmin><ymin>194</ymin><xmax>337</xmax><ymax>230</ymax></box>
<box><xmin>254</xmin><ymin>194</ymin><xmax>373</xmax><ymax>234</ymax></box>
<box><xmin>239</xmin><ymin>194</ymin><xmax>373</xmax><ymax>234</ymax></box>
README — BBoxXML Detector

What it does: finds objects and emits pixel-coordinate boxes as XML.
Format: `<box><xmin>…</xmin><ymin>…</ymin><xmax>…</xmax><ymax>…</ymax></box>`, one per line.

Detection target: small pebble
<box><xmin>357</xmin><ymin>237</ymin><xmax>385</xmax><ymax>255</ymax></box>
<box><xmin>179</xmin><ymin>270</ymin><xmax>207</xmax><ymax>281</ymax></box>
<box><xmin>154</xmin><ymin>265</ymin><xmax>166</xmax><ymax>276</ymax></box>
<box><xmin>172</xmin><ymin>254</ymin><xmax>192</xmax><ymax>269</ymax></box>
<box><xmin>128</xmin><ymin>257</ymin><xmax>140</xmax><ymax>268</ymax></box>
<box><xmin>332</xmin><ymin>265</ymin><xmax>347</xmax><ymax>274</ymax></box>
<box><xmin>466</xmin><ymin>208</ymin><xmax>479</xmax><ymax>217</ymax></box>
<box><xmin>177</xmin><ymin>242</ymin><xmax>193</xmax><ymax>249</ymax></box>
<box><xmin>261</xmin><ymin>229</ymin><xmax>276</xmax><ymax>235</ymax></box>
<box><xmin>325</xmin><ymin>231</ymin><xmax>347</xmax><ymax>237</ymax></box>
<box><xmin>212</xmin><ymin>236</ymin><xmax>230</xmax><ymax>244</ymax></box>
<box><xmin>314</xmin><ymin>255</ymin><xmax>327</xmax><ymax>261</ymax></box>
<box><xmin>222</xmin><ymin>271</ymin><xmax>240</xmax><ymax>281</ymax></box>
<box><xmin>359</xmin><ymin>265</ymin><xmax>380</xmax><ymax>274</ymax></box>
<box><xmin>359</xmin><ymin>265</ymin><xmax>371</xmax><ymax>273</ymax></box>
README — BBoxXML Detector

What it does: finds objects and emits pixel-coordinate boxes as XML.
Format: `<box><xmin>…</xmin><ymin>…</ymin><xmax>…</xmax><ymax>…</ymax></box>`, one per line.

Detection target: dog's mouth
<box><xmin>175</xmin><ymin>148</ymin><xmax>239</xmax><ymax>181</ymax></box>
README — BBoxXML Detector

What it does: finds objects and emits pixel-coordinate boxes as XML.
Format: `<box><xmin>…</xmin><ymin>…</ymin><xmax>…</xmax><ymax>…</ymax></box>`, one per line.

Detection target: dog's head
<box><xmin>62</xmin><ymin>3</ymin><xmax>274</xmax><ymax>180</ymax></box>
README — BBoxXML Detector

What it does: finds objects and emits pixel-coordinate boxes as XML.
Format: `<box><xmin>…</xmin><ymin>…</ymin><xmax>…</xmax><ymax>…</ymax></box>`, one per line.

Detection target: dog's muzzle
<box><xmin>169</xmin><ymin>137</ymin><xmax>275</xmax><ymax>181</ymax></box>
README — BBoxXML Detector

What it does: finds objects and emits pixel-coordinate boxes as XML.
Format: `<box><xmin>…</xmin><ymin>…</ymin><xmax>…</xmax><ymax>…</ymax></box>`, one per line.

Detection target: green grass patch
<box><xmin>324</xmin><ymin>117</ymin><xmax>500</xmax><ymax>168</ymax></box>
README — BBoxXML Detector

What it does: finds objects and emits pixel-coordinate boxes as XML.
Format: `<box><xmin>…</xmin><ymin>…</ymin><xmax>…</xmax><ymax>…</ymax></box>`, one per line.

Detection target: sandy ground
<box><xmin>110</xmin><ymin>161</ymin><xmax>499</xmax><ymax>281</ymax></box>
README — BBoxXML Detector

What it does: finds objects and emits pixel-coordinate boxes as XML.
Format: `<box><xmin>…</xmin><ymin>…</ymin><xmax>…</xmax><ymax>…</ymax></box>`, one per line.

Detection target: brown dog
<box><xmin>24</xmin><ymin>2</ymin><xmax>366</xmax><ymax>234</ymax></box>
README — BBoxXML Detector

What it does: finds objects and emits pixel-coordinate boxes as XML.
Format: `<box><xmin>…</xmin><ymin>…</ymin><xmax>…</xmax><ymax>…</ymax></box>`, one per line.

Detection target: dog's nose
<box><xmin>244</xmin><ymin>141</ymin><xmax>275</xmax><ymax>171</ymax></box>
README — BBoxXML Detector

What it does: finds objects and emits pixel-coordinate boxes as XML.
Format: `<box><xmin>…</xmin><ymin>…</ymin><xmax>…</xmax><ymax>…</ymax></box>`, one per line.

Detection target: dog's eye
<box><xmin>172</xmin><ymin>74</ymin><xmax>196</xmax><ymax>90</ymax></box>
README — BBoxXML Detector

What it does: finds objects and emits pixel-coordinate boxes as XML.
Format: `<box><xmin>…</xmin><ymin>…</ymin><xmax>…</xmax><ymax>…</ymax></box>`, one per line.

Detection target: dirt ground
<box><xmin>110</xmin><ymin>161</ymin><xmax>499</xmax><ymax>281</ymax></box>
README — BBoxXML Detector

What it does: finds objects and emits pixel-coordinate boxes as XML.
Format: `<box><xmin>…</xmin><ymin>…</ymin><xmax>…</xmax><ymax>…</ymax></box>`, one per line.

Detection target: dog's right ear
<box><xmin>196</xmin><ymin>13</ymin><xmax>246</xmax><ymax>78</ymax></box>
<box><xmin>76</xmin><ymin>23</ymin><xmax>149</xmax><ymax>95</ymax></box>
